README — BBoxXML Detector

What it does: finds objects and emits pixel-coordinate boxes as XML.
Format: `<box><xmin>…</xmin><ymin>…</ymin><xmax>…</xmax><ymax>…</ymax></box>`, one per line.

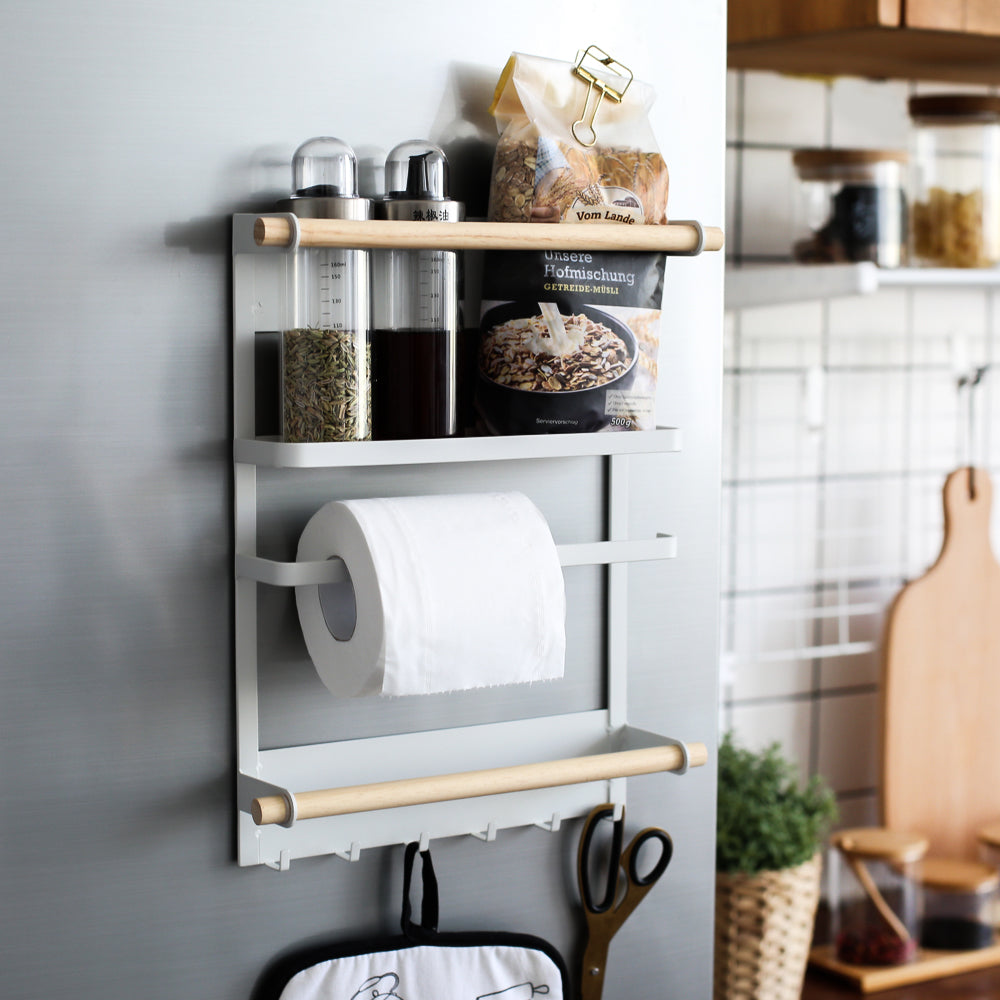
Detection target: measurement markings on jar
<box><xmin>320</xmin><ymin>258</ymin><xmax>345</xmax><ymax>323</ymax></box>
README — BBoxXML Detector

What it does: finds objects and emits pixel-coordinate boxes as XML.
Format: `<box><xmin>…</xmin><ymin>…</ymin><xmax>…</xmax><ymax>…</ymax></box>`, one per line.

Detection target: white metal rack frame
<box><xmin>233</xmin><ymin>213</ymin><xmax>717</xmax><ymax>870</ymax></box>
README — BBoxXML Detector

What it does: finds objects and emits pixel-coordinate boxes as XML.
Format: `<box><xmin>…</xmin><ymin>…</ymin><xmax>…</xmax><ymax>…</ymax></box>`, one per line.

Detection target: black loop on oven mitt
<box><xmin>401</xmin><ymin>841</ymin><xmax>440</xmax><ymax>938</ymax></box>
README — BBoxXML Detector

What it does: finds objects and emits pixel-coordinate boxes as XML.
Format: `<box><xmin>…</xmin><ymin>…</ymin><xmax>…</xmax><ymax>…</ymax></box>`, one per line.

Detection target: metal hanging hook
<box><xmin>957</xmin><ymin>364</ymin><xmax>990</xmax><ymax>499</ymax></box>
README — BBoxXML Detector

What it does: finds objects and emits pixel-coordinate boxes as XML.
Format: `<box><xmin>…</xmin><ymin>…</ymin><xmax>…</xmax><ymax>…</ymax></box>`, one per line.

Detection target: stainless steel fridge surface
<box><xmin>0</xmin><ymin>3</ymin><xmax>725</xmax><ymax>997</ymax></box>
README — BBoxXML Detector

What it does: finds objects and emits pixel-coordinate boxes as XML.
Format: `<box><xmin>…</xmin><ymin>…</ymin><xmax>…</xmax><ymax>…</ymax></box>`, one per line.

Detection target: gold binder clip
<box><xmin>571</xmin><ymin>45</ymin><xmax>633</xmax><ymax>148</ymax></box>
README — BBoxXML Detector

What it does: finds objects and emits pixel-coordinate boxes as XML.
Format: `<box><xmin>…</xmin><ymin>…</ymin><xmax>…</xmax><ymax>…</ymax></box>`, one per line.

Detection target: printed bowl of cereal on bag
<box><xmin>476</xmin><ymin>299</ymin><xmax>639</xmax><ymax>434</ymax></box>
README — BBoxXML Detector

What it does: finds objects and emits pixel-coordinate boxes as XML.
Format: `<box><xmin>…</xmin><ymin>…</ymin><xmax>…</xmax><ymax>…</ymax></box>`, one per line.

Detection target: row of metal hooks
<box><xmin>261</xmin><ymin>806</ymin><xmax>630</xmax><ymax>872</ymax></box>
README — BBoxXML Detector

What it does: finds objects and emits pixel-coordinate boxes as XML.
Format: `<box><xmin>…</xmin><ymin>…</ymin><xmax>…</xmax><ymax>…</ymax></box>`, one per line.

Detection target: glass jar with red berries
<box><xmin>829</xmin><ymin>828</ymin><xmax>927</xmax><ymax>967</ymax></box>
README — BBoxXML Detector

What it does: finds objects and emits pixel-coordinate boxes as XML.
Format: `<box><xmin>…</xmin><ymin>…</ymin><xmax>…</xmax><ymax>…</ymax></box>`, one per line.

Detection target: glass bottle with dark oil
<box><xmin>372</xmin><ymin>141</ymin><xmax>463</xmax><ymax>439</ymax></box>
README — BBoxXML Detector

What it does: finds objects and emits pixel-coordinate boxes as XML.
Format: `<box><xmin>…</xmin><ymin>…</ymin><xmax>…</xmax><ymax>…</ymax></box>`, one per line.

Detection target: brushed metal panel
<box><xmin>0</xmin><ymin>1</ymin><xmax>724</xmax><ymax>997</ymax></box>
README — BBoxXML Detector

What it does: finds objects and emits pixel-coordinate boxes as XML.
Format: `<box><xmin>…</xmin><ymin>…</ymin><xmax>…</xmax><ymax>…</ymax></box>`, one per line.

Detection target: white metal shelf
<box><xmin>725</xmin><ymin>262</ymin><xmax>1000</xmax><ymax>310</ymax></box>
<box><xmin>235</xmin><ymin>426</ymin><xmax>681</xmax><ymax>468</ymax></box>
<box><xmin>232</xmin><ymin>212</ymin><xmax>713</xmax><ymax>869</ymax></box>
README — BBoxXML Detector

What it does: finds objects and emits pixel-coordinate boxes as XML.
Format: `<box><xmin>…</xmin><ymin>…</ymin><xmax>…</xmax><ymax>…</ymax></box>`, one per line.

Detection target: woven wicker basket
<box><xmin>714</xmin><ymin>852</ymin><xmax>822</xmax><ymax>1000</ymax></box>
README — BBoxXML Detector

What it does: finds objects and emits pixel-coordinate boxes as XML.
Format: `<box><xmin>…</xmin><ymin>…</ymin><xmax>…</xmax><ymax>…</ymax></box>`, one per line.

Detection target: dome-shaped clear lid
<box><xmin>384</xmin><ymin>140</ymin><xmax>450</xmax><ymax>200</ymax></box>
<box><xmin>291</xmin><ymin>136</ymin><xmax>359</xmax><ymax>198</ymax></box>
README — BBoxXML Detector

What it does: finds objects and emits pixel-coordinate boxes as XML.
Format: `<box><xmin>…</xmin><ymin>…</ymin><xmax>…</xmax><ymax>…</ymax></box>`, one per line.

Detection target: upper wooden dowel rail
<box><xmin>251</xmin><ymin>740</ymin><xmax>708</xmax><ymax>826</ymax></box>
<box><xmin>252</xmin><ymin>216</ymin><xmax>724</xmax><ymax>254</ymax></box>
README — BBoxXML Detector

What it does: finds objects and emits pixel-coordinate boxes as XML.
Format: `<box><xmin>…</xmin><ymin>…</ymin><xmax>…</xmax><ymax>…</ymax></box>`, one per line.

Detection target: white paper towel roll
<box><xmin>295</xmin><ymin>491</ymin><xmax>566</xmax><ymax>697</ymax></box>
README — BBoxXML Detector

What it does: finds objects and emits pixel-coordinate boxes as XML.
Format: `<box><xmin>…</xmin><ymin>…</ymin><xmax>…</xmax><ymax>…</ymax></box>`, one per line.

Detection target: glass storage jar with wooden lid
<box><xmin>792</xmin><ymin>148</ymin><xmax>908</xmax><ymax>268</ymax></box>
<box><xmin>829</xmin><ymin>828</ymin><xmax>928</xmax><ymax>966</ymax></box>
<box><xmin>908</xmin><ymin>94</ymin><xmax>1000</xmax><ymax>269</ymax></box>
<box><xmin>920</xmin><ymin>857</ymin><xmax>999</xmax><ymax>951</ymax></box>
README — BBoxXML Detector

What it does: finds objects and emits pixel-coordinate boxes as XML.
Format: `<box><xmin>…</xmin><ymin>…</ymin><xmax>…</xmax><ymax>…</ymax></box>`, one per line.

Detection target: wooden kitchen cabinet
<box><xmin>902</xmin><ymin>0</ymin><xmax>1000</xmax><ymax>34</ymax></box>
<box><xmin>729</xmin><ymin>0</ymin><xmax>1000</xmax><ymax>84</ymax></box>
<box><xmin>964</xmin><ymin>0</ymin><xmax>1000</xmax><ymax>34</ymax></box>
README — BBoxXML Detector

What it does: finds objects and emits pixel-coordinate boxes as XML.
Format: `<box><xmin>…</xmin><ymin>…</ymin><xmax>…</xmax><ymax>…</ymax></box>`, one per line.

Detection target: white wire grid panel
<box><xmin>721</xmin><ymin>288</ymin><xmax>1000</xmax><ymax>792</ymax></box>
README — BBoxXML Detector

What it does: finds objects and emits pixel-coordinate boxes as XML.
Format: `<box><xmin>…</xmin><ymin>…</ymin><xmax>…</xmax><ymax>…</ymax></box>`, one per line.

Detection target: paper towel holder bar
<box><xmin>246</xmin><ymin>738</ymin><xmax>707</xmax><ymax>829</ymax></box>
<box><xmin>236</xmin><ymin>535</ymin><xmax>677</xmax><ymax>587</ymax></box>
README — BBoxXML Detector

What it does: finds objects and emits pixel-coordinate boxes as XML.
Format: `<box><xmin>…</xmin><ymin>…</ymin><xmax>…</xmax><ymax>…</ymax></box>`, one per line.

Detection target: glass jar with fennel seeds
<box><xmin>281</xmin><ymin>326</ymin><xmax>371</xmax><ymax>442</ymax></box>
<box><xmin>277</xmin><ymin>136</ymin><xmax>372</xmax><ymax>442</ymax></box>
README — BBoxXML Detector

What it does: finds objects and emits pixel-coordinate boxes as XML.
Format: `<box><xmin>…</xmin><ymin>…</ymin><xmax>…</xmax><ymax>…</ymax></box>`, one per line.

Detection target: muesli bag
<box><xmin>476</xmin><ymin>253</ymin><xmax>664</xmax><ymax>434</ymax></box>
<box><xmin>478</xmin><ymin>48</ymin><xmax>667</xmax><ymax>435</ymax></box>
<box><xmin>251</xmin><ymin>844</ymin><xmax>568</xmax><ymax>1000</ymax></box>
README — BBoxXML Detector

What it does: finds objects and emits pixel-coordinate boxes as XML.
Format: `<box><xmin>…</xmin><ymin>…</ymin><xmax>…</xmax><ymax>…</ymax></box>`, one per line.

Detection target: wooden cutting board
<box><xmin>882</xmin><ymin>467</ymin><xmax>1000</xmax><ymax>860</ymax></box>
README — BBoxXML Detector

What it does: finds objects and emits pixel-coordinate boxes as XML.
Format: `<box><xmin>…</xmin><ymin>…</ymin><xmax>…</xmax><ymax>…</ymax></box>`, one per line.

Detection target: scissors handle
<box><xmin>625</xmin><ymin>826</ymin><xmax>673</xmax><ymax>885</ymax></box>
<box><xmin>615</xmin><ymin>827</ymin><xmax>673</xmax><ymax>923</ymax></box>
<box><xmin>580</xmin><ymin>850</ymin><xmax>669</xmax><ymax>1000</ymax></box>
<box><xmin>577</xmin><ymin>807</ymin><xmax>673</xmax><ymax>1000</ymax></box>
<box><xmin>578</xmin><ymin>804</ymin><xmax>623</xmax><ymax>914</ymax></box>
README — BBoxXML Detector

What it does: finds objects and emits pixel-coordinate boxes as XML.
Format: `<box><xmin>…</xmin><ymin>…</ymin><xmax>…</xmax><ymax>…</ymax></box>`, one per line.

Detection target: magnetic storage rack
<box><xmin>233</xmin><ymin>213</ymin><xmax>722</xmax><ymax>870</ymax></box>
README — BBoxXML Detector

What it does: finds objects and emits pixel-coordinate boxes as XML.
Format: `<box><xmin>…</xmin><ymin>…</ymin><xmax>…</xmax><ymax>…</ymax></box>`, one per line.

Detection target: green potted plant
<box><xmin>714</xmin><ymin>731</ymin><xmax>837</xmax><ymax>1000</ymax></box>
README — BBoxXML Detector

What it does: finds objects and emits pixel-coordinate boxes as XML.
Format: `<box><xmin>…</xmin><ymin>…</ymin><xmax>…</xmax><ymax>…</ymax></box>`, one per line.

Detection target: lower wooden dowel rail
<box><xmin>251</xmin><ymin>740</ymin><xmax>708</xmax><ymax>826</ymax></box>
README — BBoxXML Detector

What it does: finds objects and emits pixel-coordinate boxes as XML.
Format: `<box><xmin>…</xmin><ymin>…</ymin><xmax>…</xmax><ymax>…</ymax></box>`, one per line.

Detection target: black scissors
<box><xmin>576</xmin><ymin>803</ymin><xmax>673</xmax><ymax>1000</ymax></box>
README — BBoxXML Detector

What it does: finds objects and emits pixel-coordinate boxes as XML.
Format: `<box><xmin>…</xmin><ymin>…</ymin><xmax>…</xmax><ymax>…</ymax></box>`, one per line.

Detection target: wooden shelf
<box><xmin>729</xmin><ymin>1</ymin><xmax>1000</xmax><ymax>84</ymax></box>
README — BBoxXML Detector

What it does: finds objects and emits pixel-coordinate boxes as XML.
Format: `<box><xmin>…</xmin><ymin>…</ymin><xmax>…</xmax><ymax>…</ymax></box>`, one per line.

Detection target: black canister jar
<box><xmin>792</xmin><ymin>148</ymin><xmax>908</xmax><ymax>268</ymax></box>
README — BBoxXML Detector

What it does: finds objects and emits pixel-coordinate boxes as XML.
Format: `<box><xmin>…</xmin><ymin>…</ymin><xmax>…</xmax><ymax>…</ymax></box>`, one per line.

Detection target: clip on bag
<box><xmin>252</xmin><ymin>843</ymin><xmax>568</xmax><ymax>1000</ymax></box>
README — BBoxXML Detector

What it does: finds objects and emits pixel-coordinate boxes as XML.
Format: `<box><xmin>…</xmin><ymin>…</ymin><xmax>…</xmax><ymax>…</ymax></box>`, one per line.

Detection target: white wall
<box><xmin>0</xmin><ymin>4</ymin><xmax>726</xmax><ymax>998</ymax></box>
<box><xmin>723</xmin><ymin>69</ymin><xmax>1000</xmax><ymax>829</ymax></box>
